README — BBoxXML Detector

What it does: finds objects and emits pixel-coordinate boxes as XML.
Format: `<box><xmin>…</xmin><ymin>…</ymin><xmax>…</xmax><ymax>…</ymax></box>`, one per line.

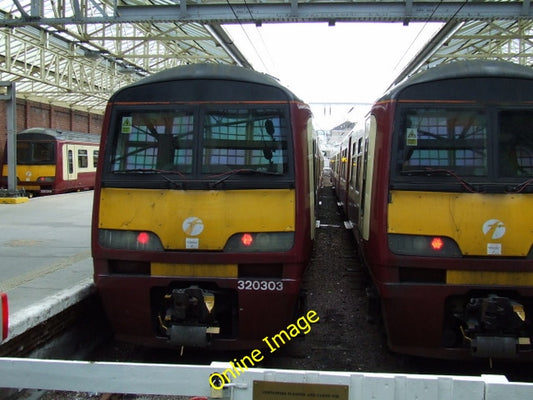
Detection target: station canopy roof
<box><xmin>0</xmin><ymin>0</ymin><xmax>252</xmax><ymax>113</ymax></box>
<box><xmin>0</xmin><ymin>1</ymin><xmax>533</xmax><ymax>114</ymax></box>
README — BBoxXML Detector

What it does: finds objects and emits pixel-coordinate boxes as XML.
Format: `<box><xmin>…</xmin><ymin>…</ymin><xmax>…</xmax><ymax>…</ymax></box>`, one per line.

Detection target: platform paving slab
<box><xmin>0</xmin><ymin>191</ymin><xmax>94</xmax><ymax>343</ymax></box>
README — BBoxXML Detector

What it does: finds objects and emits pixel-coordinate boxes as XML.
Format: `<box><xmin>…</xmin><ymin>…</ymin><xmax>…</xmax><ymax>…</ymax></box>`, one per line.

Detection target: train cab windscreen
<box><xmin>17</xmin><ymin>141</ymin><xmax>55</xmax><ymax>165</ymax></box>
<box><xmin>391</xmin><ymin>107</ymin><xmax>533</xmax><ymax>192</ymax></box>
<box><xmin>106</xmin><ymin>106</ymin><xmax>291</xmax><ymax>189</ymax></box>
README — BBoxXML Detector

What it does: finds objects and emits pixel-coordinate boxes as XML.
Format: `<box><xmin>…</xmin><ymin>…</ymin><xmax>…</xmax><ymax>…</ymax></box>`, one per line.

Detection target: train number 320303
<box><xmin>237</xmin><ymin>280</ymin><xmax>283</xmax><ymax>291</ymax></box>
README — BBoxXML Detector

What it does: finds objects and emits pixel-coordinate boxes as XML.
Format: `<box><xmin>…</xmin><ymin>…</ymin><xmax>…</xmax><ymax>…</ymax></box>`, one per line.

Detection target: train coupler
<box><xmin>469</xmin><ymin>335</ymin><xmax>526</xmax><ymax>359</ymax></box>
<box><xmin>455</xmin><ymin>294</ymin><xmax>531</xmax><ymax>358</ymax></box>
<box><xmin>158</xmin><ymin>286</ymin><xmax>220</xmax><ymax>347</ymax></box>
<box><xmin>166</xmin><ymin>325</ymin><xmax>219</xmax><ymax>347</ymax></box>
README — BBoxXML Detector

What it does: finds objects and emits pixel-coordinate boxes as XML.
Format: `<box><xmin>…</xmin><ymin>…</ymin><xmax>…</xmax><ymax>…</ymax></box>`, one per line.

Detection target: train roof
<box><xmin>110</xmin><ymin>63</ymin><xmax>303</xmax><ymax>102</ymax></box>
<box><xmin>18</xmin><ymin>128</ymin><xmax>100</xmax><ymax>144</ymax></box>
<box><xmin>382</xmin><ymin>60</ymin><xmax>533</xmax><ymax>101</ymax></box>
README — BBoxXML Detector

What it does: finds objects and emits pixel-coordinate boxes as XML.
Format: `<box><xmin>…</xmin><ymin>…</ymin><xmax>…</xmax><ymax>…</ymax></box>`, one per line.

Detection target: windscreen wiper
<box><xmin>401</xmin><ymin>167</ymin><xmax>478</xmax><ymax>193</ymax></box>
<box><xmin>508</xmin><ymin>177</ymin><xmax>533</xmax><ymax>193</ymax></box>
<box><xmin>112</xmin><ymin>168</ymin><xmax>185</xmax><ymax>189</ymax></box>
<box><xmin>210</xmin><ymin>169</ymin><xmax>282</xmax><ymax>188</ymax></box>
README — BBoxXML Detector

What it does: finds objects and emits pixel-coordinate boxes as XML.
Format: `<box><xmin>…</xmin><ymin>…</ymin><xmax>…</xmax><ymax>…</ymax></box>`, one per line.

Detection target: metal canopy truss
<box><xmin>393</xmin><ymin>17</ymin><xmax>533</xmax><ymax>86</ymax></box>
<box><xmin>0</xmin><ymin>23</ymin><xmax>138</xmax><ymax>111</ymax></box>
<box><xmin>2</xmin><ymin>1</ymin><xmax>533</xmax><ymax>26</ymax></box>
<box><xmin>115</xmin><ymin>1</ymin><xmax>533</xmax><ymax>25</ymax></box>
<box><xmin>0</xmin><ymin>1</ymin><xmax>250</xmax><ymax>112</ymax></box>
<box><xmin>426</xmin><ymin>19</ymin><xmax>533</xmax><ymax>65</ymax></box>
<box><xmin>1</xmin><ymin>1</ymin><xmax>533</xmax><ymax>115</ymax></box>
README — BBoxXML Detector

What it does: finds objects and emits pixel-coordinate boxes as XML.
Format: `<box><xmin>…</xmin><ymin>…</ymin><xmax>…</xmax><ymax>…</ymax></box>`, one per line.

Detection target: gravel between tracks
<box><xmin>262</xmin><ymin>178</ymin><xmax>402</xmax><ymax>373</ymax></box>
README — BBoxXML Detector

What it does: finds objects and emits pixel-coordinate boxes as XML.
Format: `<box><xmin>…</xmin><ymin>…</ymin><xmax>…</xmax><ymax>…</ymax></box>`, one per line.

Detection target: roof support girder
<box><xmin>116</xmin><ymin>2</ymin><xmax>531</xmax><ymax>24</ymax></box>
<box><xmin>0</xmin><ymin>25</ymin><xmax>138</xmax><ymax>111</ymax></box>
<box><xmin>2</xmin><ymin>1</ymin><xmax>533</xmax><ymax>27</ymax></box>
<box><xmin>30</xmin><ymin>0</ymin><xmax>43</xmax><ymax>19</ymax></box>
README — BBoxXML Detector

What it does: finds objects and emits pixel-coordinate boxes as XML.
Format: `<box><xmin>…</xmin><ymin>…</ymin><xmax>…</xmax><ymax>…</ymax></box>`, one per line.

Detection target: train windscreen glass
<box><xmin>111</xmin><ymin>110</ymin><xmax>194</xmax><ymax>173</ymax></box>
<box><xmin>498</xmin><ymin>110</ymin><xmax>533</xmax><ymax>177</ymax></box>
<box><xmin>17</xmin><ymin>141</ymin><xmax>55</xmax><ymax>165</ymax></box>
<box><xmin>109</xmin><ymin>106</ymin><xmax>289</xmax><ymax>178</ymax></box>
<box><xmin>396</xmin><ymin>108</ymin><xmax>488</xmax><ymax>177</ymax></box>
<box><xmin>203</xmin><ymin>108</ymin><xmax>288</xmax><ymax>174</ymax></box>
<box><xmin>392</xmin><ymin>107</ymin><xmax>533</xmax><ymax>190</ymax></box>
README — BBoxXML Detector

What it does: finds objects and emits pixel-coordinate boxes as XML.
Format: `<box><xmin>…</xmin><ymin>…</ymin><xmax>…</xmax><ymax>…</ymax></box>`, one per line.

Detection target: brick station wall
<box><xmin>0</xmin><ymin>100</ymin><xmax>103</xmax><ymax>162</ymax></box>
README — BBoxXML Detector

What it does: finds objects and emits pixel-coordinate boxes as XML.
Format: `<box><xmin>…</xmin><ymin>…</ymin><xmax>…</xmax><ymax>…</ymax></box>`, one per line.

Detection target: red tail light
<box><xmin>241</xmin><ymin>233</ymin><xmax>254</xmax><ymax>247</ymax></box>
<box><xmin>431</xmin><ymin>237</ymin><xmax>444</xmax><ymax>251</ymax></box>
<box><xmin>388</xmin><ymin>234</ymin><xmax>462</xmax><ymax>257</ymax></box>
<box><xmin>223</xmin><ymin>232</ymin><xmax>295</xmax><ymax>252</ymax></box>
<box><xmin>137</xmin><ymin>231</ymin><xmax>150</xmax><ymax>245</ymax></box>
<box><xmin>99</xmin><ymin>229</ymin><xmax>164</xmax><ymax>251</ymax></box>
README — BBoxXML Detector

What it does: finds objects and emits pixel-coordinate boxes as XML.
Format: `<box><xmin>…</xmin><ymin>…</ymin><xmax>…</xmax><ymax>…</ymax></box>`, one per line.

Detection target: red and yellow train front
<box><xmin>1</xmin><ymin>163</ymin><xmax>56</xmax><ymax>194</ymax></box>
<box><xmin>364</xmin><ymin>75</ymin><xmax>533</xmax><ymax>359</ymax></box>
<box><xmin>1</xmin><ymin>136</ymin><xmax>58</xmax><ymax>194</ymax></box>
<box><xmin>385</xmin><ymin>190</ymin><xmax>533</xmax><ymax>359</ymax></box>
<box><xmin>94</xmin><ymin>186</ymin><xmax>310</xmax><ymax>349</ymax></box>
<box><xmin>92</xmin><ymin>90</ymin><xmax>315</xmax><ymax>350</ymax></box>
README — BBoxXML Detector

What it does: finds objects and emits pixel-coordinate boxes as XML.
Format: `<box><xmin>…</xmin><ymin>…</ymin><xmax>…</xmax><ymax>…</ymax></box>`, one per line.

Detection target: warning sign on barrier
<box><xmin>253</xmin><ymin>380</ymin><xmax>349</xmax><ymax>400</ymax></box>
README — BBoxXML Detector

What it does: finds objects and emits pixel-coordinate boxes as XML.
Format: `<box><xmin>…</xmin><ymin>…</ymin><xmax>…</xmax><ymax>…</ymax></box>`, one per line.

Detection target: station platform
<box><xmin>0</xmin><ymin>191</ymin><xmax>94</xmax><ymax>343</ymax></box>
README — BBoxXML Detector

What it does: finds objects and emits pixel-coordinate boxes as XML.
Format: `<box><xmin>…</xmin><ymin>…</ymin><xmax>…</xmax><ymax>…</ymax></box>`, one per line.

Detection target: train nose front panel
<box><xmin>98</xmin><ymin>188</ymin><xmax>295</xmax><ymax>251</ymax></box>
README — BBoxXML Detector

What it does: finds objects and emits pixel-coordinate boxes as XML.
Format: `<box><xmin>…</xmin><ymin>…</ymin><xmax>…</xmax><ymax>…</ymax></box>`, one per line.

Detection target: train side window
<box><xmin>78</xmin><ymin>149</ymin><xmax>88</xmax><ymax>168</ymax></box>
<box><xmin>68</xmin><ymin>150</ymin><xmax>74</xmax><ymax>174</ymax></box>
<box><xmin>350</xmin><ymin>141</ymin><xmax>357</xmax><ymax>187</ymax></box>
<box><xmin>93</xmin><ymin>150</ymin><xmax>99</xmax><ymax>168</ymax></box>
<box><xmin>341</xmin><ymin>148</ymin><xmax>348</xmax><ymax>180</ymax></box>
<box><xmin>355</xmin><ymin>138</ymin><xmax>363</xmax><ymax>191</ymax></box>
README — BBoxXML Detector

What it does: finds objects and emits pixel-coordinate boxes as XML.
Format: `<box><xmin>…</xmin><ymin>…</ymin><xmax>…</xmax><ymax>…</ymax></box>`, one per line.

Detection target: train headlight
<box><xmin>98</xmin><ymin>229</ymin><xmax>164</xmax><ymax>251</ymax></box>
<box><xmin>388</xmin><ymin>234</ymin><xmax>462</xmax><ymax>257</ymax></box>
<box><xmin>37</xmin><ymin>176</ymin><xmax>54</xmax><ymax>182</ymax></box>
<box><xmin>224</xmin><ymin>232</ymin><xmax>294</xmax><ymax>252</ymax></box>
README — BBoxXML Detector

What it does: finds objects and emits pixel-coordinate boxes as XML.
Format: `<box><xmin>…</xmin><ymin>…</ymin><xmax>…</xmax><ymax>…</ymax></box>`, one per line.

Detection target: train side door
<box><xmin>63</xmin><ymin>144</ymin><xmax>78</xmax><ymax>181</ymax></box>
<box><xmin>347</xmin><ymin>134</ymin><xmax>360</xmax><ymax>225</ymax></box>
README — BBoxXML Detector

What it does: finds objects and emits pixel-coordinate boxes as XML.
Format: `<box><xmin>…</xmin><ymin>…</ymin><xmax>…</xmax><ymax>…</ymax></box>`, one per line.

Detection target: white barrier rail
<box><xmin>1</xmin><ymin>358</ymin><xmax>533</xmax><ymax>400</ymax></box>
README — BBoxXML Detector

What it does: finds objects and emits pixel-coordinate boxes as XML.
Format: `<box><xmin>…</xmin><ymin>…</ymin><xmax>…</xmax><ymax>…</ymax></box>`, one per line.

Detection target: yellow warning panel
<box><xmin>151</xmin><ymin>263</ymin><xmax>237</xmax><ymax>278</ymax></box>
<box><xmin>253</xmin><ymin>381</ymin><xmax>349</xmax><ymax>400</ymax></box>
<box><xmin>446</xmin><ymin>270</ymin><xmax>533</xmax><ymax>286</ymax></box>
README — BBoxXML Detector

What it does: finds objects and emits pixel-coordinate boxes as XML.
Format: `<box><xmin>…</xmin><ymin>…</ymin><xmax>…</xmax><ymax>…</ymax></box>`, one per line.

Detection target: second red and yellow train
<box><xmin>332</xmin><ymin>60</ymin><xmax>533</xmax><ymax>360</ymax></box>
<box><xmin>1</xmin><ymin>127</ymin><xmax>100</xmax><ymax>196</ymax></box>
